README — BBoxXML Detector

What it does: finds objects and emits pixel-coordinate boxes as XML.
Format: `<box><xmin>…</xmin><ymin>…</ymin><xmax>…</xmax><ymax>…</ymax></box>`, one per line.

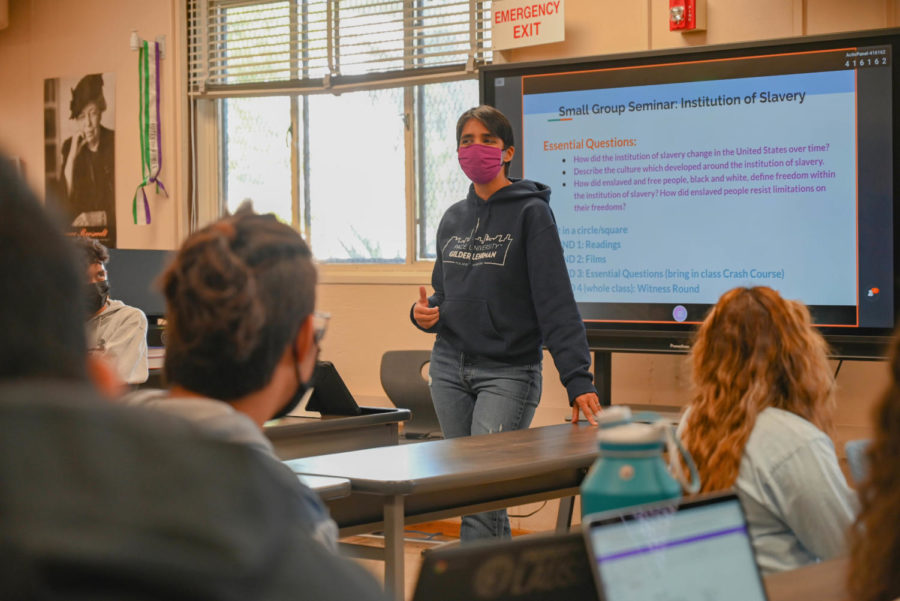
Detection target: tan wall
<box><xmin>0</xmin><ymin>0</ymin><xmax>895</xmax><ymax>531</ymax></box>
<box><xmin>0</xmin><ymin>0</ymin><xmax>183</xmax><ymax>249</ymax></box>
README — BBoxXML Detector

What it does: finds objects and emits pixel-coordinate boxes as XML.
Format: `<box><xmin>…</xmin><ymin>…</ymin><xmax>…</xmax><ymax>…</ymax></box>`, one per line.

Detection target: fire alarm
<box><xmin>669</xmin><ymin>0</ymin><xmax>706</xmax><ymax>32</ymax></box>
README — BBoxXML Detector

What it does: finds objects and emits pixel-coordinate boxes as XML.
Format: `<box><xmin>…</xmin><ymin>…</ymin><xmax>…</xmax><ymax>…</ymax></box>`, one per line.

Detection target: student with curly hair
<box><xmin>126</xmin><ymin>205</ymin><xmax>338</xmax><ymax>550</ymax></box>
<box><xmin>680</xmin><ymin>286</ymin><xmax>857</xmax><ymax>574</ymax></box>
<box><xmin>0</xmin><ymin>157</ymin><xmax>384</xmax><ymax>600</ymax></box>
<box><xmin>848</xmin><ymin>332</ymin><xmax>900</xmax><ymax>601</ymax></box>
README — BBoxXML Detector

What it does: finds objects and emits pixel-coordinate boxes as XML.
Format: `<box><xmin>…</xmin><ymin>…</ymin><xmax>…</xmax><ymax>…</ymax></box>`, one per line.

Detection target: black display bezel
<box><xmin>481</xmin><ymin>29</ymin><xmax>900</xmax><ymax>359</ymax></box>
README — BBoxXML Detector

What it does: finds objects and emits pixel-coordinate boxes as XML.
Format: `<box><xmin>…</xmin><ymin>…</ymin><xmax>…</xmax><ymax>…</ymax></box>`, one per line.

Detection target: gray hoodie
<box><xmin>86</xmin><ymin>298</ymin><xmax>148</xmax><ymax>384</ymax></box>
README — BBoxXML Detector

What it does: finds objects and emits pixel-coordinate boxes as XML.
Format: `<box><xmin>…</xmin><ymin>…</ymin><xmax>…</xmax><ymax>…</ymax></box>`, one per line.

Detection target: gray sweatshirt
<box><xmin>87</xmin><ymin>299</ymin><xmax>148</xmax><ymax>384</ymax></box>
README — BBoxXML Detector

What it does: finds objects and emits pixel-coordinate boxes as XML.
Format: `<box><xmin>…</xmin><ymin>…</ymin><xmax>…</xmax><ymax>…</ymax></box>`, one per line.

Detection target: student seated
<box><xmin>125</xmin><ymin>205</ymin><xmax>338</xmax><ymax>549</ymax></box>
<box><xmin>679</xmin><ymin>286</ymin><xmax>857</xmax><ymax>574</ymax></box>
<box><xmin>0</xmin><ymin>156</ymin><xmax>385</xmax><ymax>600</ymax></box>
<box><xmin>74</xmin><ymin>236</ymin><xmax>149</xmax><ymax>384</ymax></box>
<box><xmin>849</xmin><ymin>331</ymin><xmax>900</xmax><ymax>601</ymax></box>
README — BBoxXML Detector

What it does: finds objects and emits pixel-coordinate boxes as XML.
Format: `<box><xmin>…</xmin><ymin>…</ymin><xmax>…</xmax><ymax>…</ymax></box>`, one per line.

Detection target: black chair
<box><xmin>380</xmin><ymin>350</ymin><xmax>443</xmax><ymax>439</ymax></box>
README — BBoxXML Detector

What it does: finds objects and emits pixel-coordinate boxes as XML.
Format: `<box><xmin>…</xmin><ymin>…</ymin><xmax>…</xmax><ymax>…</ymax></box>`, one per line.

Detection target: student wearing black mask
<box><xmin>75</xmin><ymin>236</ymin><xmax>148</xmax><ymax>384</ymax></box>
<box><xmin>124</xmin><ymin>204</ymin><xmax>337</xmax><ymax>550</ymax></box>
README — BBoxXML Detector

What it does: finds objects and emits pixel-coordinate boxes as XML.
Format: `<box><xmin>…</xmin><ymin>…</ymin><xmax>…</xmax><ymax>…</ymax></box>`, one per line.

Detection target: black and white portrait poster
<box><xmin>44</xmin><ymin>72</ymin><xmax>117</xmax><ymax>247</ymax></box>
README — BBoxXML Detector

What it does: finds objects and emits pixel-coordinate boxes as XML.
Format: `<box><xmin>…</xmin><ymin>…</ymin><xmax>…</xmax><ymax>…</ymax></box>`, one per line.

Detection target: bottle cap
<box><xmin>595</xmin><ymin>405</ymin><xmax>632</xmax><ymax>429</ymax></box>
<box><xmin>597</xmin><ymin>422</ymin><xmax>665</xmax><ymax>445</ymax></box>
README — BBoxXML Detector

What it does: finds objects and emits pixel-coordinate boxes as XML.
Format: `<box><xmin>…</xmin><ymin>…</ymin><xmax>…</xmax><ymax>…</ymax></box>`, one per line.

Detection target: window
<box><xmin>222</xmin><ymin>96</ymin><xmax>293</xmax><ymax>224</ymax></box>
<box><xmin>305</xmin><ymin>87</ymin><xmax>406</xmax><ymax>262</ymax></box>
<box><xmin>188</xmin><ymin>0</ymin><xmax>491</xmax><ymax>266</ymax></box>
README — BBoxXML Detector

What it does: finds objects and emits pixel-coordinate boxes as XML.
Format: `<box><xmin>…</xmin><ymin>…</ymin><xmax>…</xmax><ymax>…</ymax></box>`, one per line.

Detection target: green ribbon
<box><xmin>133</xmin><ymin>40</ymin><xmax>167</xmax><ymax>224</ymax></box>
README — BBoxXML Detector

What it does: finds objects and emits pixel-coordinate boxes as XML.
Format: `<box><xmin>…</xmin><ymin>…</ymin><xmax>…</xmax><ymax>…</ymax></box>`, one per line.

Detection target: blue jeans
<box><xmin>428</xmin><ymin>336</ymin><xmax>542</xmax><ymax>542</ymax></box>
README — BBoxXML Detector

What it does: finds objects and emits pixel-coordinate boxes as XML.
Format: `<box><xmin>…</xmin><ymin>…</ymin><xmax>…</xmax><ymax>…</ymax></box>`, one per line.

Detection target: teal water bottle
<box><xmin>580</xmin><ymin>407</ymin><xmax>700</xmax><ymax>517</ymax></box>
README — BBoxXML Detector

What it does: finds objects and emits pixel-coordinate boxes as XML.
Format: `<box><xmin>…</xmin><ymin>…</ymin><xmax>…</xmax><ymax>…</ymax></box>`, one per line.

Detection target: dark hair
<box><xmin>162</xmin><ymin>207</ymin><xmax>316</xmax><ymax>401</ymax></box>
<box><xmin>455</xmin><ymin>105</ymin><xmax>515</xmax><ymax>150</ymax></box>
<box><xmin>70</xmin><ymin>74</ymin><xmax>107</xmax><ymax>119</ymax></box>
<box><xmin>74</xmin><ymin>236</ymin><xmax>109</xmax><ymax>272</ymax></box>
<box><xmin>0</xmin><ymin>155</ymin><xmax>87</xmax><ymax>381</ymax></box>
<box><xmin>849</xmin><ymin>331</ymin><xmax>900</xmax><ymax>601</ymax></box>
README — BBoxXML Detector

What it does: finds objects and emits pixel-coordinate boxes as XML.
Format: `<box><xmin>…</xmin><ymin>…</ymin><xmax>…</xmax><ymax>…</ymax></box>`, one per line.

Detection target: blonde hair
<box><xmin>682</xmin><ymin>287</ymin><xmax>835</xmax><ymax>492</ymax></box>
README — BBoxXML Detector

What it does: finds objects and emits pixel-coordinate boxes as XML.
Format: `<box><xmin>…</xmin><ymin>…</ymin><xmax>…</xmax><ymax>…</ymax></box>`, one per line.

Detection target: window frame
<box><xmin>187</xmin><ymin>0</ymin><xmax>491</xmax><ymax>280</ymax></box>
<box><xmin>196</xmin><ymin>76</ymin><xmax>481</xmax><ymax>281</ymax></box>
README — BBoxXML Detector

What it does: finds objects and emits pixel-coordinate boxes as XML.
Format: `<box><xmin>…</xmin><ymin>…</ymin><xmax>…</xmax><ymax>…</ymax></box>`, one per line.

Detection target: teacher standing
<box><xmin>410</xmin><ymin>105</ymin><xmax>601</xmax><ymax>541</ymax></box>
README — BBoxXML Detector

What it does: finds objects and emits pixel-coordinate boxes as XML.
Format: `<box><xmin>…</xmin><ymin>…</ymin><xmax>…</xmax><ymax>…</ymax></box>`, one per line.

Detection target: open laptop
<box><xmin>582</xmin><ymin>492</ymin><xmax>769</xmax><ymax>601</ymax></box>
<box><xmin>412</xmin><ymin>531</ymin><xmax>598</xmax><ymax>601</ymax></box>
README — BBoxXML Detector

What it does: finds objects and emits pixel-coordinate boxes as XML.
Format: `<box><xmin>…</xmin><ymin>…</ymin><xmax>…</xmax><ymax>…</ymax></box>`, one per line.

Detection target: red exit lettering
<box><xmin>514</xmin><ymin>21</ymin><xmax>541</xmax><ymax>38</ymax></box>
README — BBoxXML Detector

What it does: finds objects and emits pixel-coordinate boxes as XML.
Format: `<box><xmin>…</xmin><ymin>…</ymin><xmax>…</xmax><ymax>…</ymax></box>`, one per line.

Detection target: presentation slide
<box><xmin>486</xmin><ymin>36</ymin><xmax>896</xmax><ymax>347</ymax></box>
<box><xmin>523</xmin><ymin>69</ymin><xmax>857</xmax><ymax>319</ymax></box>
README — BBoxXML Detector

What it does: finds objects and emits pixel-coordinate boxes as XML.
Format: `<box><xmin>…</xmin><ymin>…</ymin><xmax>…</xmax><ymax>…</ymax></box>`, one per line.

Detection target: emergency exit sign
<box><xmin>491</xmin><ymin>0</ymin><xmax>565</xmax><ymax>51</ymax></box>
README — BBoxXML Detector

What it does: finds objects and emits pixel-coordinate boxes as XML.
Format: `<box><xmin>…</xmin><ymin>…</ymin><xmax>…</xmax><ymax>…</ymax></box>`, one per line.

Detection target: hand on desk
<box><xmin>572</xmin><ymin>392</ymin><xmax>601</xmax><ymax>426</ymax></box>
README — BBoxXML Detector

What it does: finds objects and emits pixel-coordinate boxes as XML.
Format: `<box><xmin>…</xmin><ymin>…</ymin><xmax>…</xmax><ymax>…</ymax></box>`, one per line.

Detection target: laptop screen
<box><xmin>583</xmin><ymin>494</ymin><xmax>768</xmax><ymax>601</ymax></box>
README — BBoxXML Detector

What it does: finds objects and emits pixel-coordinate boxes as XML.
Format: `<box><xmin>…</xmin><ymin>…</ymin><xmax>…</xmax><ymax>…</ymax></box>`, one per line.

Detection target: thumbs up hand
<box><xmin>413</xmin><ymin>286</ymin><xmax>440</xmax><ymax>329</ymax></box>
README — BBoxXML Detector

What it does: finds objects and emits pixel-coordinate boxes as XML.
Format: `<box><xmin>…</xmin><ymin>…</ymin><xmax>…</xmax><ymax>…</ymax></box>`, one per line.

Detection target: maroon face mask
<box><xmin>458</xmin><ymin>143</ymin><xmax>504</xmax><ymax>184</ymax></box>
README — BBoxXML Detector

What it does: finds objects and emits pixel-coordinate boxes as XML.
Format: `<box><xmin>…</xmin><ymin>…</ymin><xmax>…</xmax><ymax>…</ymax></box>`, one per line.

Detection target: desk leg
<box><xmin>556</xmin><ymin>496</ymin><xmax>575</xmax><ymax>532</ymax></box>
<box><xmin>383</xmin><ymin>495</ymin><xmax>405</xmax><ymax>601</ymax></box>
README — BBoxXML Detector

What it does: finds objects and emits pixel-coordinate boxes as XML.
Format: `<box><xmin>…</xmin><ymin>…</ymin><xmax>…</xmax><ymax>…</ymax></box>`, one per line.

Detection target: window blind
<box><xmin>187</xmin><ymin>0</ymin><xmax>492</xmax><ymax>97</ymax></box>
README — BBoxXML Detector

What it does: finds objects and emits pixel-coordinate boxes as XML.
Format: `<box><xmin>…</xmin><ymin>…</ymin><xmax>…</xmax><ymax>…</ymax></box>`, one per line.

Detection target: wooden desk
<box><xmin>285</xmin><ymin>422</ymin><xmax>598</xmax><ymax>601</ymax></box>
<box><xmin>264</xmin><ymin>407</ymin><xmax>410</xmax><ymax>460</ymax></box>
<box><xmin>764</xmin><ymin>557</ymin><xmax>848</xmax><ymax>601</ymax></box>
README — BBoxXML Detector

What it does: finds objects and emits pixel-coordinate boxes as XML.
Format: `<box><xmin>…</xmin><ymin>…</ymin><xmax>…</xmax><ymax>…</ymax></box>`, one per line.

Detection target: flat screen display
<box><xmin>482</xmin><ymin>29</ymin><xmax>899</xmax><ymax>357</ymax></box>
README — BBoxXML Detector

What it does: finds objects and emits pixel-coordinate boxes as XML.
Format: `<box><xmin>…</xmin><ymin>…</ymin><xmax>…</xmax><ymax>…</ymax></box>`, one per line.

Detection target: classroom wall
<box><xmin>0</xmin><ymin>0</ymin><xmax>183</xmax><ymax>250</ymax></box>
<box><xmin>0</xmin><ymin>0</ymin><xmax>894</xmax><ymax>531</ymax></box>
